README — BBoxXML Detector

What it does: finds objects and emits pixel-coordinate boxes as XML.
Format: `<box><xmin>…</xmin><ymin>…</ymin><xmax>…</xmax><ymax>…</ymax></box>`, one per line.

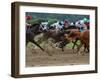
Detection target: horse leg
<box><xmin>76</xmin><ymin>43</ymin><xmax>83</xmax><ymax>54</ymax></box>
<box><xmin>80</xmin><ymin>44</ymin><xmax>86</xmax><ymax>55</ymax></box>
<box><xmin>86</xmin><ymin>44</ymin><xmax>89</xmax><ymax>53</ymax></box>
<box><xmin>60</xmin><ymin>41</ymin><xmax>65</xmax><ymax>52</ymax></box>
<box><xmin>72</xmin><ymin>38</ymin><xmax>78</xmax><ymax>53</ymax></box>
<box><xmin>62</xmin><ymin>47</ymin><xmax>64</xmax><ymax>51</ymax></box>
<box><xmin>83</xmin><ymin>43</ymin><xmax>89</xmax><ymax>54</ymax></box>
<box><xmin>83</xmin><ymin>44</ymin><xmax>87</xmax><ymax>53</ymax></box>
<box><xmin>32</xmin><ymin>40</ymin><xmax>44</xmax><ymax>51</ymax></box>
<box><xmin>80</xmin><ymin>44</ymin><xmax>89</xmax><ymax>55</ymax></box>
<box><xmin>61</xmin><ymin>40</ymin><xmax>69</xmax><ymax>52</ymax></box>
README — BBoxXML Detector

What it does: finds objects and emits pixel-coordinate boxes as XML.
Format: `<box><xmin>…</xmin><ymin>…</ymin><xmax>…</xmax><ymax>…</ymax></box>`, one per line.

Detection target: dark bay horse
<box><xmin>41</xmin><ymin>25</ymin><xmax>79</xmax><ymax>51</ymax></box>
<box><xmin>41</xmin><ymin>29</ymin><xmax>69</xmax><ymax>51</ymax></box>
<box><xmin>26</xmin><ymin>23</ymin><xmax>44</xmax><ymax>51</ymax></box>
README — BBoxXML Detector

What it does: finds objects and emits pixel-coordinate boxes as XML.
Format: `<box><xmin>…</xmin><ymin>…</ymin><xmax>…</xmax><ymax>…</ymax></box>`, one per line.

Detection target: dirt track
<box><xmin>26</xmin><ymin>43</ymin><xmax>89</xmax><ymax>67</ymax></box>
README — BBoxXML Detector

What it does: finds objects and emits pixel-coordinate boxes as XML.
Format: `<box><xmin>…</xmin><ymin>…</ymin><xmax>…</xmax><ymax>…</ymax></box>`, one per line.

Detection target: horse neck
<box><xmin>76</xmin><ymin>31</ymin><xmax>81</xmax><ymax>38</ymax></box>
<box><xmin>31</xmin><ymin>25</ymin><xmax>41</xmax><ymax>35</ymax></box>
<box><xmin>69</xmin><ymin>31</ymin><xmax>81</xmax><ymax>38</ymax></box>
<box><xmin>43</xmin><ymin>29</ymin><xmax>59</xmax><ymax>40</ymax></box>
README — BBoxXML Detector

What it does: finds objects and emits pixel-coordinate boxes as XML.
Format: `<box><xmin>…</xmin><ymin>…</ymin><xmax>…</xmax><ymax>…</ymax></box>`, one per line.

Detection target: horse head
<box><xmin>30</xmin><ymin>23</ymin><xmax>44</xmax><ymax>34</ymax></box>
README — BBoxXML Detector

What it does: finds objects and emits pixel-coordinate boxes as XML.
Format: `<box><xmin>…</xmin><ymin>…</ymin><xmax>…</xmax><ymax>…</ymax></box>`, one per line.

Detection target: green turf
<box><xmin>66</xmin><ymin>40</ymin><xmax>80</xmax><ymax>48</ymax></box>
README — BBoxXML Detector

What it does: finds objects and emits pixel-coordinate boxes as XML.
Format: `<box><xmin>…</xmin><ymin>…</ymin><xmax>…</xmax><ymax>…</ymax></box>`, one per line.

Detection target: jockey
<box><xmin>75</xmin><ymin>19</ymin><xmax>87</xmax><ymax>32</ymax></box>
<box><xmin>58</xmin><ymin>21</ymin><xmax>64</xmax><ymax>30</ymax></box>
<box><xmin>83</xmin><ymin>18</ymin><xmax>90</xmax><ymax>30</ymax></box>
<box><xmin>84</xmin><ymin>21</ymin><xmax>90</xmax><ymax>29</ymax></box>
<box><xmin>64</xmin><ymin>19</ymin><xmax>70</xmax><ymax>29</ymax></box>
<box><xmin>26</xmin><ymin>15</ymin><xmax>32</xmax><ymax>20</ymax></box>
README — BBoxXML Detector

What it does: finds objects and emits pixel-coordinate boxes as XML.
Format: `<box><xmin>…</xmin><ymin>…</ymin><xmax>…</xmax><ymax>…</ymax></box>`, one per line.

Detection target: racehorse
<box><xmin>41</xmin><ymin>25</ymin><xmax>79</xmax><ymax>51</ymax></box>
<box><xmin>26</xmin><ymin>23</ymin><xmax>44</xmax><ymax>51</ymax></box>
<box><xmin>40</xmin><ymin>29</ymin><xmax>69</xmax><ymax>51</ymax></box>
<box><xmin>56</xmin><ymin>25</ymin><xmax>79</xmax><ymax>51</ymax></box>
<box><xmin>64</xmin><ymin>30</ymin><xmax>89</xmax><ymax>54</ymax></box>
<box><xmin>58</xmin><ymin>23</ymin><xmax>89</xmax><ymax>52</ymax></box>
<box><xmin>77</xmin><ymin>30</ymin><xmax>89</xmax><ymax>54</ymax></box>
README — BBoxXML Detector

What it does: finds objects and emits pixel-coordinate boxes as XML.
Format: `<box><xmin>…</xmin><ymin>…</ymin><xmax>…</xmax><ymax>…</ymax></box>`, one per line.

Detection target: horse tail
<box><xmin>32</xmin><ymin>40</ymin><xmax>44</xmax><ymax>51</ymax></box>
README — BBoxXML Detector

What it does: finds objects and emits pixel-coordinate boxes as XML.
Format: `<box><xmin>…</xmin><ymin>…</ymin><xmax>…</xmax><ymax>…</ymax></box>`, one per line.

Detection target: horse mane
<box><xmin>66</xmin><ymin>25</ymin><xmax>77</xmax><ymax>29</ymax></box>
<box><xmin>58</xmin><ymin>30</ymin><xmax>71</xmax><ymax>36</ymax></box>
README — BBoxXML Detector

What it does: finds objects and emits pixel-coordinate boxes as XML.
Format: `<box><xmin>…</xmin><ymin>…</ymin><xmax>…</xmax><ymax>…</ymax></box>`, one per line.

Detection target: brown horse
<box><xmin>64</xmin><ymin>30</ymin><xmax>89</xmax><ymax>54</ymax></box>
<box><xmin>78</xmin><ymin>30</ymin><xmax>89</xmax><ymax>53</ymax></box>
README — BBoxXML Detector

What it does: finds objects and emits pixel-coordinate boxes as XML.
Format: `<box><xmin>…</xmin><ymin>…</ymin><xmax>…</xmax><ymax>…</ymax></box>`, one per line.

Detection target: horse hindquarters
<box><xmin>78</xmin><ymin>30</ymin><xmax>89</xmax><ymax>54</ymax></box>
<box><xmin>82</xmin><ymin>30</ymin><xmax>89</xmax><ymax>52</ymax></box>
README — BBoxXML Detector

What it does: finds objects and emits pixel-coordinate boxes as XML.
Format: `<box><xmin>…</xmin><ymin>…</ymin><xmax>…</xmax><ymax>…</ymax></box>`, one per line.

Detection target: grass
<box><xmin>66</xmin><ymin>40</ymin><xmax>80</xmax><ymax>48</ymax></box>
